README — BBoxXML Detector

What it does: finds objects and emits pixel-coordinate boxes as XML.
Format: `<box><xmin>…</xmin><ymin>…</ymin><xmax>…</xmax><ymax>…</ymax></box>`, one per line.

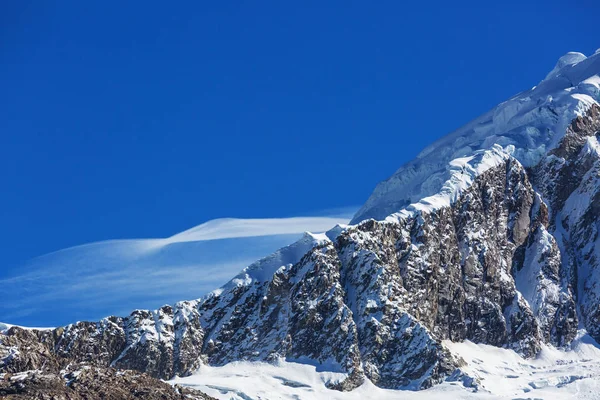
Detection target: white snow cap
<box><xmin>544</xmin><ymin>51</ymin><xmax>587</xmax><ymax>80</ymax></box>
<box><xmin>386</xmin><ymin>144</ymin><xmax>511</xmax><ymax>221</ymax></box>
<box><xmin>352</xmin><ymin>50</ymin><xmax>600</xmax><ymax>224</ymax></box>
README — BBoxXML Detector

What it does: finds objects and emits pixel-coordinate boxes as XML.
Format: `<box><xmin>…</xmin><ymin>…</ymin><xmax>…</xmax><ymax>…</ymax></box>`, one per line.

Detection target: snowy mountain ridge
<box><xmin>352</xmin><ymin>50</ymin><xmax>600</xmax><ymax>223</ymax></box>
<box><xmin>3</xmin><ymin>50</ymin><xmax>600</xmax><ymax>399</ymax></box>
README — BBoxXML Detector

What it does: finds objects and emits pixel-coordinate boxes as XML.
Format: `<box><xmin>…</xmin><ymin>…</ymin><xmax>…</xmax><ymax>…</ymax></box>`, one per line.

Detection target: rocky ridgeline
<box><xmin>2</xmin><ymin>104</ymin><xmax>599</xmax><ymax>393</ymax></box>
<box><xmin>0</xmin><ymin>325</ymin><xmax>215</xmax><ymax>399</ymax></box>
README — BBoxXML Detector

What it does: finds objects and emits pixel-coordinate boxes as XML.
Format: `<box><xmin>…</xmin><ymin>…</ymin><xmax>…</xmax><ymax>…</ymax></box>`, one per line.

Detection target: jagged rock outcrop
<box><xmin>0</xmin><ymin>326</ymin><xmax>214</xmax><ymax>399</ymax></box>
<box><xmin>0</xmin><ymin>366</ymin><xmax>215</xmax><ymax>400</ymax></box>
<box><xmin>2</xmin><ymin>50</ymin><xmax>600</xmax><ymax>393</ymax></box>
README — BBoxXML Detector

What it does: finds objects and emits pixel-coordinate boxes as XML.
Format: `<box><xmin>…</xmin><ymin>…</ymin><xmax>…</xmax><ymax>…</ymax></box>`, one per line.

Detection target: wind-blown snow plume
<box><xmin>0</xmin><ymin>215</ymin><xmax>352</xmax><ymax>326</ymax></box>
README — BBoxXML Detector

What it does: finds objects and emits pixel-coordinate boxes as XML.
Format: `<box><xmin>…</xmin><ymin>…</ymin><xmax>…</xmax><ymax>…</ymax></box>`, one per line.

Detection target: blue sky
<box><xmin>1</xmin><ymin>1</ymin><xmax>599</xmax><ymax>325</ymax></box>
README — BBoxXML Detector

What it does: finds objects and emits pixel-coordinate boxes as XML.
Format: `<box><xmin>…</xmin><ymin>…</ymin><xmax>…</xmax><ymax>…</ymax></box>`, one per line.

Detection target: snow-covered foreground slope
<box><xmin>173</xmin><ymin>331</ymin><xmax>600</xmax><ymax>400</ymax></box>
<box><xmin>444</xmin><ymin>331</ymin><xmax>600</xmax><ymax>399</ymax></box>
<box><xmin>172</xmin><ymin>361</ymin><xmax>485</xmax><ymax>400</ymax></box>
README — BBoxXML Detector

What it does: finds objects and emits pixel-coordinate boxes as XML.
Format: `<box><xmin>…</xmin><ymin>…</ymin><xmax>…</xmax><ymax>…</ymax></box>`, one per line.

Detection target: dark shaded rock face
<box><xmin>2</xmin><ymin>106</ymin><xmax>600</xmax><ymax>393</ymax></box>
<box><xmin>0</xmin><ymin>366</ymin><xmax>214</xmax><ymax>400</ymax></box>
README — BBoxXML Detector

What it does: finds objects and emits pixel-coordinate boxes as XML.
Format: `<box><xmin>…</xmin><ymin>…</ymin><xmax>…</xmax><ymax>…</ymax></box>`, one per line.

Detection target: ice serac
<box><xmin>2</xmin><ymin>50</ymin><xmax>600</xmax><ymax>394</ymax></box>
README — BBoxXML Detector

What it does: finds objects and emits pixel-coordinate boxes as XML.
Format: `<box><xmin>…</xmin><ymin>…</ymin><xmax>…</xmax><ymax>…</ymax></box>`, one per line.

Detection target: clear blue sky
<box><xmin>1</xmin><ymin>1</ymin><xmax>598</xmax><ymax>270</ymax></box>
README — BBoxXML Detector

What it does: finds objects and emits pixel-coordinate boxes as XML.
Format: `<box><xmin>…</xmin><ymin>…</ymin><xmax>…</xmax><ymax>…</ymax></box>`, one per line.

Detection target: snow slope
<box><xmin>173</xmin><ymin>331</ymin><xmax>600</xmax><ymax>400</ymax></box>
<box><xmin>172</xmin><ymin>360</ymin><xmax>488</xmax><ymax>400</ymax></box>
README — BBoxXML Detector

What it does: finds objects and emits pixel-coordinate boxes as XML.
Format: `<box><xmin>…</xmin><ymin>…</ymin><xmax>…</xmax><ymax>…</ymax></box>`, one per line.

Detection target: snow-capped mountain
<box><xmin>2</xmin><ymin>50</ymin><xmax>600</xmax><ymax>399</ymax></box>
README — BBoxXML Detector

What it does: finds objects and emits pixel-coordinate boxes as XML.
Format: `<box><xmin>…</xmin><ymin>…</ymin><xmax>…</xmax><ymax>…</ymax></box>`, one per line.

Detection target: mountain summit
<box><xmin>2</xmin><ymin>50</ymin><xmax>600</xmax><ymax>398</ymax></box>
<box><xmin>352</xmin><ymin>50</ymin><xmax>600</xmax><ymax>224</ymax></box>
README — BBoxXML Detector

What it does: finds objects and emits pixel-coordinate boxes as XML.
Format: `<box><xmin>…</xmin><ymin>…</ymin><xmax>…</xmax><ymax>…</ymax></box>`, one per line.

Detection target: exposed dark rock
<box><xmin>0</xmin><ymin>366</ymin><xmax>215</xmax><ymax>400</ymax></box>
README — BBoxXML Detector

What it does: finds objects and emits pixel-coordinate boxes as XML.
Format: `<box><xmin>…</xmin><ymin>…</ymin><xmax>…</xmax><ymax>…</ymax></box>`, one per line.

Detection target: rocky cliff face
<box><xmin>535</xmin><ymin>104</ymin><xmax>600</xmax><ymax>341</ymax></box>
<box><xmin>2</xmin><ymin>51</ymin><xmax>600</xmax><ymax>393</ymax></box>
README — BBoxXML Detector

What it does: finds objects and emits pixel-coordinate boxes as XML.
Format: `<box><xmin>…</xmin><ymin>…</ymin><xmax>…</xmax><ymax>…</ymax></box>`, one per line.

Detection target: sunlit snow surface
<box><xmin>172</xmin><ymin>331</ymin><xmax>600</xmax><ymax>400</ymax></box>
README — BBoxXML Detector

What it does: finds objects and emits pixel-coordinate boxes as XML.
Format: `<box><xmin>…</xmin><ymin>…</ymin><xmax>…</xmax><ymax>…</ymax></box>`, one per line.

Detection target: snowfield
<box><xmin>172</xmin><ymin>330</ymin><xmax>600</xmax><ymax>399</ymax></box>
